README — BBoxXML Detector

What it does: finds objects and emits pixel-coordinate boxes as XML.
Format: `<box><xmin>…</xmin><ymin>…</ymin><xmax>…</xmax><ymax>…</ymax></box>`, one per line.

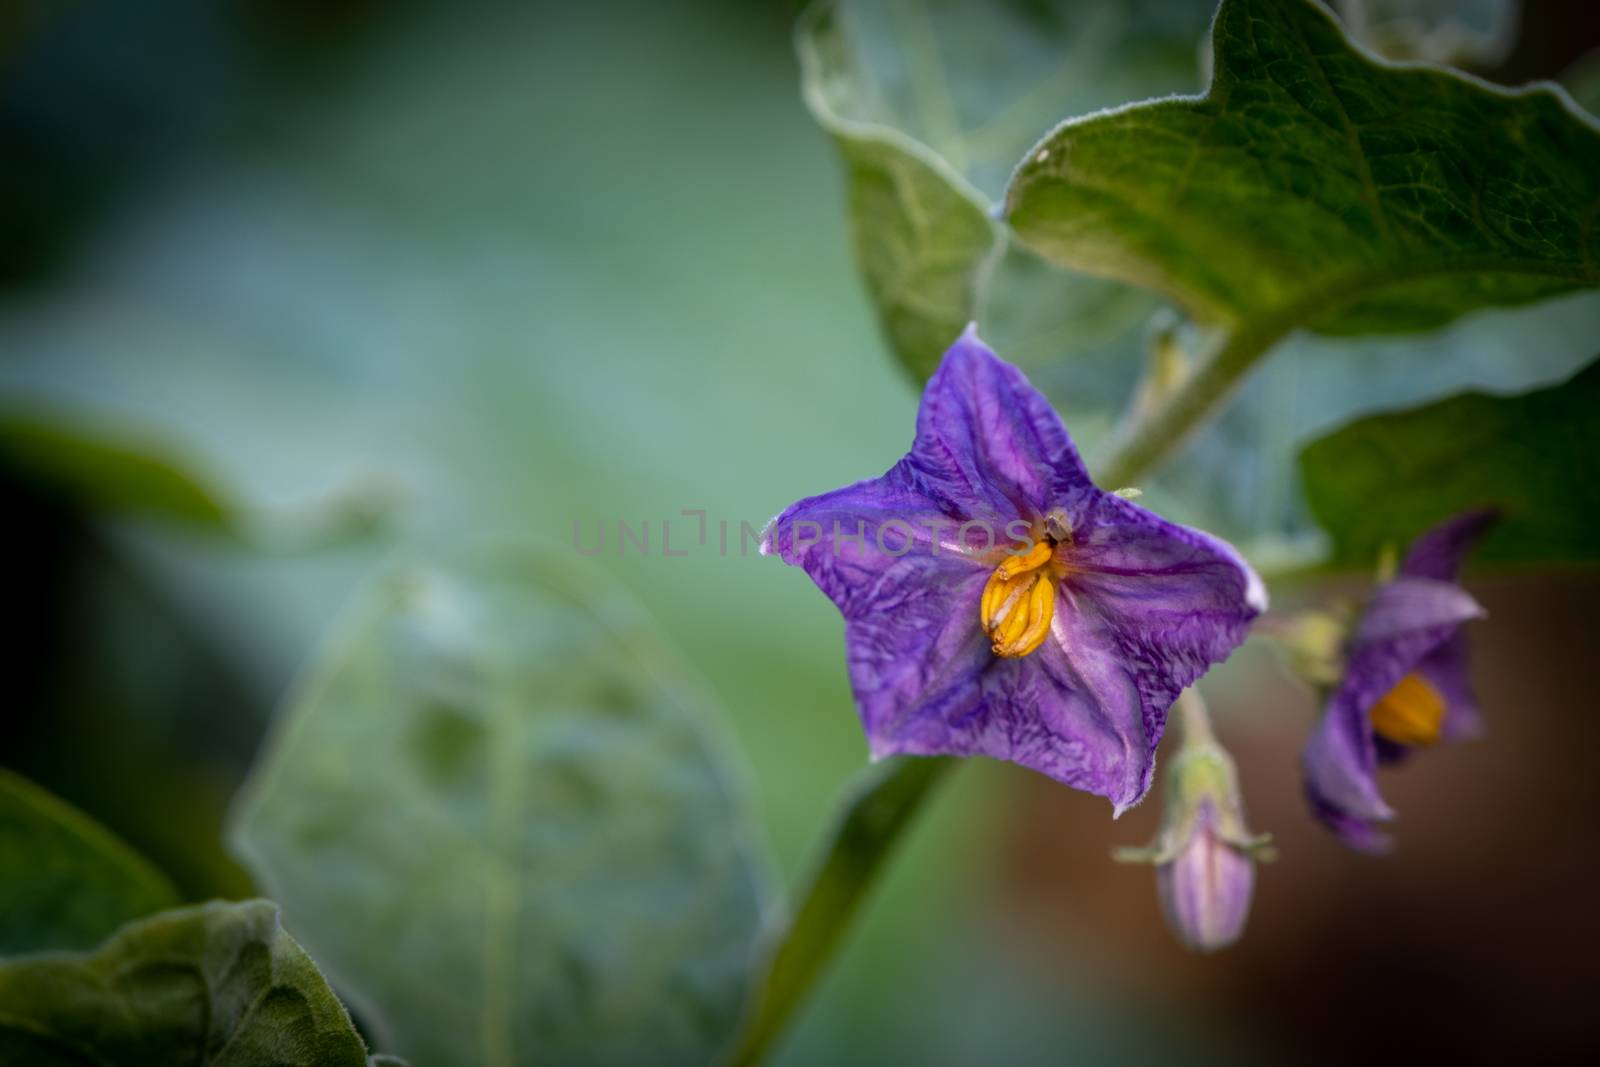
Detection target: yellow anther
<box><xmin>979</xmin><ymin>538</ymin><xmax>1060</xmax><ymax>660</ymax></box>
<box><xmin>996</xmin><ymin>539</ymin><xmax>1053</xmax><ymax>581</ymax></box>
<box><xmin>1369</xmin><ymin>672</ymin><xmax>1445</xmax><ymax>748</ymax></box>
<box><xmin>993</xmin><ymin>576</ymin><xmax>1055</xmax><ymax>658</ymax></box>
<box><xmin>980</xmin><ymin>569</ymin><xmax>1029</xmax><ymax>632</ymax></box>
<box><xmin>979</xmin><ymin>568</ymin><xmax>1012</xmax><ymax>628</ymax></box>
<box><xmin>991</xmin><ymin>581</ymin><xmax>1032</xmax><ymax>644</ymax></box>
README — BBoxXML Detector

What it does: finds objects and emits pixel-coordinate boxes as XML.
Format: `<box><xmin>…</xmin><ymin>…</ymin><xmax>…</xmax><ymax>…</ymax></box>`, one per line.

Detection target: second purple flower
<box><xmin>1301</xmin><ymin>510</ymin><xmax>1499</xmax><ymax>851</ymax></box>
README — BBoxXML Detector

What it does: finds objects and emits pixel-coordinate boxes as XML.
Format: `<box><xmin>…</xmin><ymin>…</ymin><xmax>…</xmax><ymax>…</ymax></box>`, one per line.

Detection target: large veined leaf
<box><xmin>1007</xmin><ymin>0</ymin><xmax>1600</xmax><ymax>343</ymax></box>
<box><xmin>799</xmin><ymin>0</ymin><xmax>1212</xmax><ymax>379</ymax></box>
<box><xmin>803</xmin><ymin>0</ymin><xmax>1600</xmax><ymax>568</ymax></box>
<box><xmin>230</xmin><ymin>555</ymin><xmax>768</xmax><ymax>1067</ymax></box>
<box><xmin>0</xmin><ymin>769</ymin><xmax>179</xmax><ymax>955</ymax></box>
<box><xmin>0</xmin><ymin>900</ymin><xmax>374</xmax><ymax>1066</ymax></box>
<box><xmin>1300</xmin><ymin>355</ymin><xmax>1600</xmax><ymax>568</ymax></box>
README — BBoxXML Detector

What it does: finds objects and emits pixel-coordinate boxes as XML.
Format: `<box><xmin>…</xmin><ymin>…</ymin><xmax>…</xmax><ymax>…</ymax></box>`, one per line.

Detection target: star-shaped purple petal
<box><xmin>763</xmin><ymin>328</ymin><xmax>1264</xmax><ymax>813</ymax></box>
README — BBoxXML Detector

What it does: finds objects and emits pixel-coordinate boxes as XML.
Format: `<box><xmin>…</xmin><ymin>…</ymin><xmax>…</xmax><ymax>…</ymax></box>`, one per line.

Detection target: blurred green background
<box><xmin>4</xmin><ymin>1</ymin><xmax>1599</xmax><ymax>1063</ymax></box>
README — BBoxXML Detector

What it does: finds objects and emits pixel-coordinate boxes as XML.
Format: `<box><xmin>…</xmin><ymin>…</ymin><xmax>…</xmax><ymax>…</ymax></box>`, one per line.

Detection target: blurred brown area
<box><xmin>988</xmin><ymin>573</ymin><xmax>1600</xmax><ymax>1065</ymax></box>
<box><xmin>1494</xmin><ymin>0</ymin><xmax>1600</xmax><ymax>84</ymax></box>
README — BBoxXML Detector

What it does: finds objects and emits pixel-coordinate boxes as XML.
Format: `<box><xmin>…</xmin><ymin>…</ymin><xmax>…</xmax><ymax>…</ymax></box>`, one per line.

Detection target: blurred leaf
<box><xmin>724</xmin><ymin>755</ymin><xmax>951</xmax><ymax>1067</ymax></box>
<box><xmin>1133</xmin><ymin>291</ymin><xmax>1600</xmax><ymax>568</ymax></box>
<box><xmin>0</xmin><ymin>516</ymin><xmax>262</xmax><ymax>904</ymax></box>
<box><xmin>0</xmin><ymin>899</ymin><xmax>372</xmax><ymax>1066</ymax></box>
<box><xmin>0</xmin><ymin>410</ymin><xmax>393</xmax><ymax>548</ymax></box>
<box><xmin>1300</xmin><ymin>356</ymin><xmax>1600</xmax><ymax>567</ymax></box>
<box><xmin>1335</xmin><ymin>0</ymin><xmax>1518</xmax><ymax>66</ymax></box>
<box><xmin>230</xmin><ymin>554</ymin><xmax>769</xmax><ymax>1067</ymax></box>
<box><xmin>0</xmin><ymin>411</ymin><xmax>232</xmax><ymax>531</ymax></box>
<box><xmin>0</xmin><ymin>769</ymin><xmax>179</xmax><ymax>955</ymax></box>
<box><xmin>1007</xmin><ymin>0</ymin><xmax>1600</xmax><ymax>340</ymax></box>
<box><xmin>799</xmin><ymin>0</ymin><xmax>991</xmax><ymax>380</ymax></box>
<box><xmin>1562</xmin><ymin>47</ymin><xmax>1600</xmax><ymax>119</ymax></box>
<box><xmin>798</xmin><ymin>0</ymin><xmax>1211</xmax><ymax>379</ymax></box>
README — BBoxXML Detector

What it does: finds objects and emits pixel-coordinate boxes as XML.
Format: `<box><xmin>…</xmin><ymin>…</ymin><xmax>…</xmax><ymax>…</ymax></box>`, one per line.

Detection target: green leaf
<box><xmin>723</xmin><ymin>755</ymin><xmax>952</xmax><ymax>1067</ymax></box>
<box><xmin>1300</xmin><ymin>355</ymin><xmax>1600</xmax><ymax>568</ymax></box>
<box><xmin>229</xmin><ymin>554</ymin><xmax>769</xmax><ymax>1067</ymax></box>
<box><xmin>798</xmin><ymin>0</ymin><xmax>1212</xmax><ymax>379</ymax></box>
<box><xmin>1006</xmin><ymin>0</ymin><xmax>1600</xmax><ymax>342</ymax></box>
<box><xmin>0</xmin><ymin>899</ymin><xmax>371</xmax><ymax>1066</ymax></box>
<box><xmin>0</xmin><ymin>410</ymin><xmax>233</xmax><ymax>531</ymax></box>
<box><xmin>0</xmin><ymin>409</ymin><xmax>393</xmax><ymax>547</ymax></box>
<box><xmin>799</xmin><ymin>0</ymin><xmax>995</xmax><ymax>380</ymax></box>
<box><xmin>1126</xmin><ymin>292</ymin><xmax>1600</xmax><ymax>567</ymax></box>
<box><xmin>801</xmin><ymin>0</ymin><xmax>1600</xmax><ymax>566</ymax></box>
<box><xmin>0</xmin><ymin>769</ymin><xmax>180</xmax><ymax>955</ymax></box>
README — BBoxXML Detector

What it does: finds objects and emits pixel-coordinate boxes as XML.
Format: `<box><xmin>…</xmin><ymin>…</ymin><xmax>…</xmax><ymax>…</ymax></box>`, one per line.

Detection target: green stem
<box><xmin>1173</xmin><ymin>687</ymin><xmax>1216</xmax><ymax>750</ymax></box>
<box><xmin>727</xmin><ymin>319</ymin><xmax>1287</xmax><ymax>1066</ymax></box>
<box><xmin>1095</xmin><ymin>318</ymin><xmax>1286</xmax><ymax>490</ymax></box>
<box><xmin>722</xmin><ymin>756</ymin><xmax>954</xmax><ymax>1067</ymax></box>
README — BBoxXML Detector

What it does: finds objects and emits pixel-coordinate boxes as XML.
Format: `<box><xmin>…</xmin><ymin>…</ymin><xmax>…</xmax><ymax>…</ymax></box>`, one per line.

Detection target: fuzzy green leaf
<box><xmin>1006</xmin><ymin>0</ymin><xmax>1600</xmax><ymax>341</ymax></box>
<box><xmin>1300</xmin><ymin>356</ymin><xmax>1600</xmax><ymax>567</ymax></box>
<box><xmin>230</xmin><ymin>555</ymin><xmax>768</xmax><ymax>1067</ymax></box>
<box><xmin>0</xmin><ymin>769</ymin><xmax>180</xmax><ymax>956</ymax></box>
<box><xmin>0</xmin><ymin>900</ymin><xmax>372</xmax><ymax>1066</ymax></box>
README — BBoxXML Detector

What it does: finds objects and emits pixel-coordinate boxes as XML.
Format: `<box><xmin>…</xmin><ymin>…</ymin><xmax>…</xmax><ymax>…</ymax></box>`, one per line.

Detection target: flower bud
<box><xmin>1116</xmin><ymin>692</ymin><xmax>1272</xmax><ymax>952</ymax></box>
<box><xmin>1154</xmin><ymin>798</ymin><xmax>1258</xmax><ymax>951</ymax></box>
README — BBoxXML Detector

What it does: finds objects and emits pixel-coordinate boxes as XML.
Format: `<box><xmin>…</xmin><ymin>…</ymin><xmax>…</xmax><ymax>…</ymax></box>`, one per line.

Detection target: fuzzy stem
<box><xmin>1095</xmin><ymin>318</ymin><xmax>1286</xmax><ymax>490</ymax></box>
<box><xmin>1174</xmin><ymin>687</ymin><xmax>1217</xmax><ymax>750</ymax></box>
<box><xmin>721</xmin><ymin>757</ymin><xmax>953</xmax><ymax>1067</ymax></box>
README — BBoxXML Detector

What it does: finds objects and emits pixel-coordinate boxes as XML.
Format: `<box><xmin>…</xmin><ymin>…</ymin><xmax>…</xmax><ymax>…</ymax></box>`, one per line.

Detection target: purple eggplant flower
<box><xmin>762</xmin><ymin>327</ymin><xmax>1265</xmax><ymax>813</ymax></box>
<box><xmin>1301</xmin><ymin>510</ymin><xmax>1499</xmax><ymax>851</ymax></box>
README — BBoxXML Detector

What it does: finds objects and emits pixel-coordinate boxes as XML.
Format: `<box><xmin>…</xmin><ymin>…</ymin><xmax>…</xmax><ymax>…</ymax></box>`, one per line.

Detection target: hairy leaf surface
<box><xmin>1007</xmin><ymin>0</ymin><xmax>1600</xmax><ymax>339</ymax></box>
<box><xmin>0</xmin><ymin>900</ymin><xmax>372</xmax><ymax>1066</ymax></box>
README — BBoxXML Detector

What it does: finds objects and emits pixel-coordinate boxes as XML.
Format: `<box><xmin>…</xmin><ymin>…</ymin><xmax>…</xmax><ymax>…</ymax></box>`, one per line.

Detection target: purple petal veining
<box><xmin>765</xmin><ymin>327</ymin><xmax>1263</xmax><ymax>812</ymax></box>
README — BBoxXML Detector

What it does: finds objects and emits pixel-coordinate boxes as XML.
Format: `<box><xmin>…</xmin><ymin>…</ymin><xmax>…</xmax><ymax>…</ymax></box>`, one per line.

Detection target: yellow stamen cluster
<box><xmin>1369</xmin><ymin>672</ymin><xmax>1445</xmax><ymax>747</ymax></box>
<box><xmin>979</xmin><ymin>540</ymin><xmax>1057</xmax><ymax>659</ymax></box>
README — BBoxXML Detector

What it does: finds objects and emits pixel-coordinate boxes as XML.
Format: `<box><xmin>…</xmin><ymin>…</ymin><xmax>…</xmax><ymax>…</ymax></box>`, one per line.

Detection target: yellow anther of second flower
<box><xmin>979</xmin><ymin>542</ymin><xmax>1058</xmax><ymax>660</ymax></box>
<box><xmin>1369</xmin><ymin>671</ymin><xmax>1445</xmax><ymax>747</ymax></box>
